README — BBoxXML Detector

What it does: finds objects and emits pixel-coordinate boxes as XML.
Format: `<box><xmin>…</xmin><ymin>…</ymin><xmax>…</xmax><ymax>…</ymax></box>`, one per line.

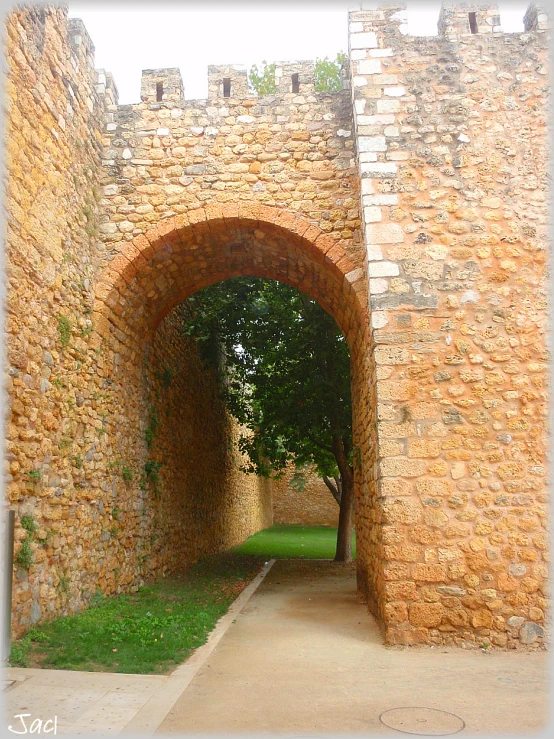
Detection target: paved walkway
<box><xmin>3</xmin><ymin>560</ymin><xmax>549</xmax><ymax>735</ymax></box>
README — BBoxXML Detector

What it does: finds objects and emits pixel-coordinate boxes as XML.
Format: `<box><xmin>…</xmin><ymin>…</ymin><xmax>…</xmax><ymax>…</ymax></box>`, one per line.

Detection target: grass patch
<box><xmin>9</xmin><ymin>553</ymin><xmax>264</xmax><ymax>675</ymax></box>
<box><xmin>8</xmin><ymin>526</ymin><xmax>353</xmax><ymax>675</ymax></box>
<box><xmin>231</xmin><ymin>524</ymin><xmax>356</xmax><ymax>560</ymax></box>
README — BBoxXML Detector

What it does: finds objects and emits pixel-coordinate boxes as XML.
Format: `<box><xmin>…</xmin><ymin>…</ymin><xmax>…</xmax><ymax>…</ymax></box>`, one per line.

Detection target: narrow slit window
<box><xmin>291</xmin><ymin>73</ymin><xmax>300</xmax><ymax>93</ymax></box>
<box><xmin>468</xmin><ymin>12</ymin><xmax>478</xmax><ymax>34</ymax></box>
<box><xmin>156</xmin><ymin>81</ymin><xmax>163</xmax><ymax>101</ymax></box>
<box><xmin>223</xmin><ymin>78</ymin><xmax>231</xmax><ymax>97</ymax></box>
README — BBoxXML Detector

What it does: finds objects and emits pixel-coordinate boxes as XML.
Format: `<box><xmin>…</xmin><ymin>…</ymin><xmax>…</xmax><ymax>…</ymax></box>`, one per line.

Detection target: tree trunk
<box><xmin>334</xmin><ymin>469</ymin><xmax>354</xmax><ymax>562</ymax></box>
<box><xmin>331</xmin><ymin>436</ymin><xmax>354</xmax><ymax>563</ymax></box>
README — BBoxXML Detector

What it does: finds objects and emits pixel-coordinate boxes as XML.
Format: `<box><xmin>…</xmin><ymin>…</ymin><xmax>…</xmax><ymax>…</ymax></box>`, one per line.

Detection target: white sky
<box><xmin>67</xmin><ymin>1</ymin><xmax>529</xmax><ymax>104</ymax></box>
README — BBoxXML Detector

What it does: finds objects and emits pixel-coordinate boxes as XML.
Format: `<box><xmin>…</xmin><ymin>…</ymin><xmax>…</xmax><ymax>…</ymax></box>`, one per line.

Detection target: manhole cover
<box><xmin>379</xmin><ymin>707</ymin><xmax>465</xmax><ymax>735</ymax></box>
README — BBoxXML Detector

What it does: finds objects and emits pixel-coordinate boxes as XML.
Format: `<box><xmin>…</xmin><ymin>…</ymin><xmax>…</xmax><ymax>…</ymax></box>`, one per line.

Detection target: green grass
<box><xmin>9</xmin><ymin>553</ymin><xmax>264</xmax><ymax>675</ymax></box>
<box><xmin>8</xmin><ymin>525</ymin><xmax>353</xmax><ymax>675</ymax></box>
<box><xmin>231</xmin><ymin>524</ymin><xmax>356</xmax><ymax>560</ymax></box>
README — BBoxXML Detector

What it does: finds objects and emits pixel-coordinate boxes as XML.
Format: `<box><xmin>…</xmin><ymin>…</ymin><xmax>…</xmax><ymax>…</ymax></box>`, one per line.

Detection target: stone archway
<box><xmin>93</xmin><ymin>204</ymin><xmax>380</xmax><ymax>605</ymax></box>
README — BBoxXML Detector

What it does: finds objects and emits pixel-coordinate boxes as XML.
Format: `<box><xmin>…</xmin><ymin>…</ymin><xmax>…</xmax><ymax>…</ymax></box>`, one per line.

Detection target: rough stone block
<box><xmin>381</xmin><ymin>498</ymin><xmax>422</xmax><ymax>524</ymax></box>
<box><xmin>380</xmin><ymin>457</ymin><xmax>427</xmax><ymax>478</ymax></box>
<box><xmin>350</xmin><ymin>32</ymin><xmax>378</xmax><ymax>49</ymax></box>
<box><xmin>374</xmin><ymin>346</ymin><xmax>410</xmax><ymax>365</ymax></box>
<box><xmin>371</xmin><ymin>311</ymin><xmax>388</xmax><ymax>329</ymax></box>
<box><xmin>408</xmin><ymin>439</ymin><xmax>442</xmax><ymax>458</ymax></box>
<box><xmin>376</xmin><ymin>99</ymin><xmax>401</xmax><ymax>113</ymax></box>
<box><xmin>369</xmin><ymin>278</ymin><xmax>388</xmax><ymax>294</ymax></box>
<box><xmin>364</xmin><ymin>206</ymin><xmax>382</xmax><ymax>223</ymax></box>
<box><xmin>409</xmin><ymin>602</ymin><xmax>444</xmax><ymax>627</ymax></box>
<box><xmin>357</xmin><ymin>59</ymin><xmax>382</xmax><ymax>75</ymax></box>
<box><xmin>412</xmin><ymin>564</ymin><xmax>448</xmax><ymax>582</ymax></box>
<box><xmin>367</xmin><ymin>223</ymin><xmax>404</xmax><ymax>243</ymax></box>
<box><xmin>358</xmin><ymin>136</ymin><xmax>387</xmax><ymax>152</ymax></box>
<box><xmin>361</xmin><ymin>163</ymin><xmax>398</xmax><ymax>179</ymax></box>
<box><xmin>368</xmin><ymin>261</ymin><xmax>399</xmax><ymax>278</ymax></box>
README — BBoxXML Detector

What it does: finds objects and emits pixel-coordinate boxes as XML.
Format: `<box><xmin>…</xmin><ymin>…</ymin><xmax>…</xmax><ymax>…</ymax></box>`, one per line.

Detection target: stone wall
<box><xmin>3</xmin><ymin>2</ymin><xmax>549</xmax><ymax>650</ymax></box>
<box><xmin>143</xmin><ymin>305</ymin><xmax>273</xmax><ymax>575</ymax></box>
<box><xmin>4</xmin><ymin>7</ymin><xmax>114</xmax><ymax>633</ymax></box>
<box><xmin>350</xmin><ymin>2</ymin><xmax>550</xmax><ymax>648</ymax></box>
<box><xmin>271</xmin><ymin>466</ymin><xmax>339</xmax><ymax>526</ymax></box>
<box><xmin>2</xmin><ymin>6</ymin><xmax>276</xmax><ymax>636</ymax></box>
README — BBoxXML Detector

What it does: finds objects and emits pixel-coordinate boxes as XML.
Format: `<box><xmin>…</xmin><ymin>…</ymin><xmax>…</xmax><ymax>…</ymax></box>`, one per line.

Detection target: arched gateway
<box><xmin>92</xmin><ymin>206</ymin><xmax>379</xmax><ymax>625</ymax></box>
<box><xmin>4</xmin><ymin>3</ymin><xmax>549</xmax><ymax>650</ymax></box>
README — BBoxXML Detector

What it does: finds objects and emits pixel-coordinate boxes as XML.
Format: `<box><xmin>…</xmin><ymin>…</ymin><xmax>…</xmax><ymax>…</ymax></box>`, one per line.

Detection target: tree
<box><xmin>248</xmin><ymin>61</ymin><xmax>277</xmax><ymax>95</ymax></box>
<box><xmin>182</xmin><ymin>277</ymin><xmax>355</xmax><ymax>562</ymax></box>
<box><xmin>314</xmin><ymin>52</ymin><xmax>348</xmax><ymax>93</ymax></box>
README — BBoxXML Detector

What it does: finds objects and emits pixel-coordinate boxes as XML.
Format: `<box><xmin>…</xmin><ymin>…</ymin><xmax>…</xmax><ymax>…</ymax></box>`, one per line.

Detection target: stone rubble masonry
<box><xmin>141</xmin><ymin>68</ymin><xmax>185</xmax><ymax>105</ymax></box>
<box><xmin>145</xmin><ymin>306</ymin><xmax>273</xmax><ymax>574</ymax></box>
<box><xmin>349</xmin><ymin>1</ymin><xmax>549</xmax><ymax>649</ymax></box>
<box><xmin>207</xmin><ymin>65</ymin><xmax>249</xmax><ymax>100</ymax></box>
<box><xmin>271</xmin><ymin>465</ymin><xmax>340</xmax><ymax>527</ymax></box>
<box><xmin>4</xmin><ymin>2</ymin><xmax>549</xmax><ymax>651</ymax></box>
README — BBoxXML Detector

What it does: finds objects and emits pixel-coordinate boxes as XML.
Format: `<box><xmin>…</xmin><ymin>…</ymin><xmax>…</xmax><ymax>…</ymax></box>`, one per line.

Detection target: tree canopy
<box><xmin>248</xmin><ymin>54</ymin><xmax>347</xmax><ymax>96</ymax></box>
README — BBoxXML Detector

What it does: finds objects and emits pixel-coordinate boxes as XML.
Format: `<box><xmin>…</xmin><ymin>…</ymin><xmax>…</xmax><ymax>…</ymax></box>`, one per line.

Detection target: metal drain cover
<box><xmin>379</xmin><ymin>707</ymin><xmax>465</xmax><ymax>735</ymax></box>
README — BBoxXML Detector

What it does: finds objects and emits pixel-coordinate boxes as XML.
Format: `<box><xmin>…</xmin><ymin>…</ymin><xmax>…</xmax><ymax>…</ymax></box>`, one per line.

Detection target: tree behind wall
<box><xmin>182</xmin><ymin>277</ymin><xmax>355</xmax><ymax>562</ymax></box>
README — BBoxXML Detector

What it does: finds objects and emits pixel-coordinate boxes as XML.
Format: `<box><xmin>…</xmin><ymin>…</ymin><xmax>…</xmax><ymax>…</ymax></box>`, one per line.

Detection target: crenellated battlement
<box><xmin>523</xmin><ymin>3</ymin><xmax>550</xmax><ymax>31</ymax></box>
<box><xmin>140</xmin><ymin>68</ymin><xmax>185</xmax><ymax>105</ymax></box>
<box><xmin>438</xmin><ymin>3</ymin><xmax>502</xmax><ymax>39</ymax></box>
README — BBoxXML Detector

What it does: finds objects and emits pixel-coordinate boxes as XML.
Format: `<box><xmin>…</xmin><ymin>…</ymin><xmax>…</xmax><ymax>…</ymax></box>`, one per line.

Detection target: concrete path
<box><xmin>3</xmin><ymin>562</ymin><xmax>273</xmax><ymax>735</ymax></box>
<box><xmin>158</xmin><ymin>560</ymin><xmax>548</xmax><ymax>735</ymax></box>
<box><xmin>3</xmin><ymin>559</ymin><xmax>549</xmax><ymax>736</ymax></box>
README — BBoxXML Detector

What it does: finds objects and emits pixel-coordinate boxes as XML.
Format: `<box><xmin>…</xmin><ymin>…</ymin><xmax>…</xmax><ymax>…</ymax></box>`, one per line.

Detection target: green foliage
<box><xmin>21</xmin><ymin>516</ymin><xmax>38</xmax><ymax>534</ymax></box>
<box><xmin>59</xmin><ymin>435</ymin><xmax>73</xmax><ymax>450</ymax></box>
<box><xmin>58</xmin><ymin>571</ymin><xmax>70</xmax><ymax>595</ymax></box>
<box><xmin>26</xmin><ymin>469</ymin><xmax>42</xmax><ymax>483</ymax></box>
<box><xmin>16</xmin><ymin>515</ymin><xmax>38</xmax><ymax>570</ymax></box>
<box><xmin>58</xmin><ymin>315</ymin><xmax>72</xmax><ymax>347</ymax></box>
<box><xmin>145</xmin><ymin>407</ymin><xmax>160</xmax><ymax>448</ymax></box>
<box><xmin>9</xmin><ymin>637</ymin><xmax>31</xmax><ymax>667</ymax></box>
<box><xmin>15</xmin><ymin>537</ymin><xmax>34</xmax><ymax>570</ymax></box>
<box><xmin>144</xmin><ymin>460</ymin><xmax>162</xmax><ymax>484</ymax></box>
<box><xmin>112</xmin><ymin>506</ymin><xmax>120</xmax><ymax>521</ymax></box>
<box><xmin>155</xmin><ymin>366</ymin><xmax>174</xmax><ymax>388</ymax></box>
<box><xmin>183</xmin><ymin>278</ymin><xmax>352</xmax><ymax>482</ymax></box>
<box><xmin>6</xmin><ymin>553</ymin><xmax>264</xmax><ymax>674</ymax></box>
<box><xmin>89</xmin><ymin>589</ymin><xmax>105</xmax><ymax>608</ymax></box>
<box><xmin>289</xmin><ymin>466</ymin><xmax>309</xmax><ymax>493</ymax></box>
<box><xmin>249</xmin><ymin>60</ymin><xmax>277</xmax><ymax>95</ymax></box>
<box><xmin>314</xmin><ymin>52</ymin><xmax>347</xmax><ymax>93</ymax></box>
<box><xmin>121</xmin><ymin>465</ymin><xmax>133</xmax><ymax>483</ymax></box>
<box><xmin>38</xmin><ymin>529</ymin><xmax>55</xmax><ymax>548</ymax></box>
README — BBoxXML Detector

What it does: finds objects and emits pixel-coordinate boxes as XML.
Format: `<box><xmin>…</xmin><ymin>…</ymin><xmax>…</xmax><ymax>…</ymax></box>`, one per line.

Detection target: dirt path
<box><xmin>157</xmin><ymin>559</ymin><xmax>548</xmax><ymax>734</ymax></box>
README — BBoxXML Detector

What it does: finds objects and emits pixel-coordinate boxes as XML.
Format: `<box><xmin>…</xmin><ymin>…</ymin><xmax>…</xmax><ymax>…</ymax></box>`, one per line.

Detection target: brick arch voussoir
<box><xmin>94</xmin><ymin>207</ymin><xmax>367</xmax><ymax>341</ymax></box>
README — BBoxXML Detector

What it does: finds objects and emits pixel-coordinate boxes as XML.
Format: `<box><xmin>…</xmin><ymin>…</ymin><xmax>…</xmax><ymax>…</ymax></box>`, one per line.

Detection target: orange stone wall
<box><xmin>350</xmin><ymin>3</ymin><xmax>549</xmax><ymax>648</ymax></box>
<box><xmin>271</xmin><ymin>466</ymin><xmax>339</xmax><ymax>527</ymax></box>
<box><xmin>3</xmin><ymin>3</ymin><xmax>549</xmax><ymax>650</ymax></box>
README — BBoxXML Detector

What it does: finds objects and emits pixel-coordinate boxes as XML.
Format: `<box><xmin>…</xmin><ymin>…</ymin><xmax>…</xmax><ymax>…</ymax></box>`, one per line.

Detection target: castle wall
<box><xmin>271</xmin><ymin>466</ymin><xmax>340</xmax><ymax>527</ymax></box>
<box><xmin>143</xmin><ymin>305</ymin><xmax>273</xmax><ymax>575</ymax></box>
<box><xmin>3</xmin><ymin>2</ymin><xmax>549</xmax><ymax>651</ymax></box>
<box><xmin>4</xmin><ymin>7</ymin><xmax>114</xmax><ymax>632</ymax></box>
<box><xmin>2</xmin><ymin>6</ymin><xmax>276</xmax><ymax>635</ymax></box>
<box><xmin>350</xmin><ymin>3</ymin><xmax>549</xmax><ymax>648</ymax></box>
